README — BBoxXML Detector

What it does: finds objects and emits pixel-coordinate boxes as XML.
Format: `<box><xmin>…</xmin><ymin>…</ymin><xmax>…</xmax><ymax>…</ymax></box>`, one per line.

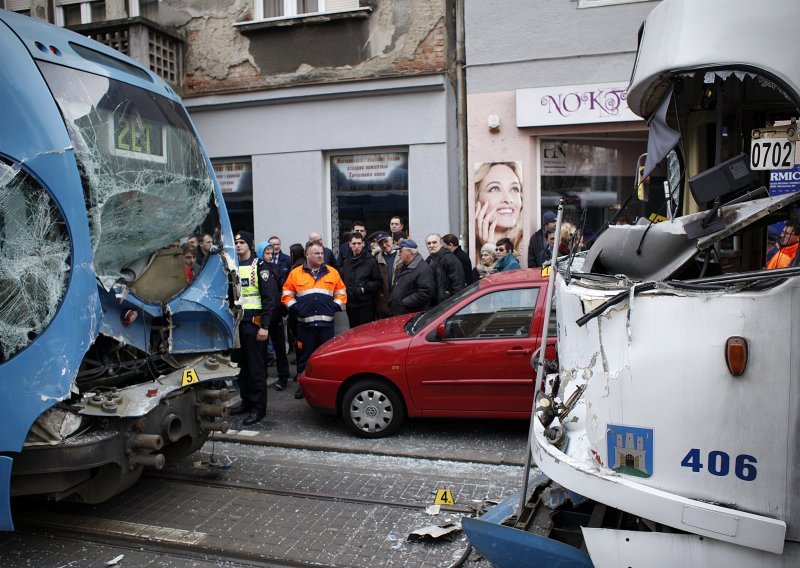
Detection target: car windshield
<box><xmin>406</xmin><ymin>281</ymin><xmax>481</xmax><ymax>334</ymax></box>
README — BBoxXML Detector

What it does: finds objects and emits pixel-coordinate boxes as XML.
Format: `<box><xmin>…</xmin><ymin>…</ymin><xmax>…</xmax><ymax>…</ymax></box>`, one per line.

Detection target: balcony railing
<box><xmin>70</xmin><ymin>17</ymin><xmax>185</xmax><ymax>89</ymax></box>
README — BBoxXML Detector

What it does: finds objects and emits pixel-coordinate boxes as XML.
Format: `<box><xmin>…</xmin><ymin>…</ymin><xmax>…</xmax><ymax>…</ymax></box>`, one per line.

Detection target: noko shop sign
<box><xmin>516</xmin><ymin>82</ymin><xmax>641</xmax><ymax>127</ymax></box>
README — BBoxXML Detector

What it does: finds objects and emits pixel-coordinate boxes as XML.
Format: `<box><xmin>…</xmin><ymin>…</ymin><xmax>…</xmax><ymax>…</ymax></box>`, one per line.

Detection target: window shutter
<box><xmin>6</xmin><ymin>0</ymin><xmax>32</xmax><ymax>11</ymax></box>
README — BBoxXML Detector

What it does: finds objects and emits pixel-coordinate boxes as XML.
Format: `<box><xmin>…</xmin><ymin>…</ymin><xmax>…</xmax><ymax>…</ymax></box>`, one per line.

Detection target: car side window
<box><xmin>444</xmin><ymin>287</ymin><xmax>539</xmax><ymax>339</ymax></box>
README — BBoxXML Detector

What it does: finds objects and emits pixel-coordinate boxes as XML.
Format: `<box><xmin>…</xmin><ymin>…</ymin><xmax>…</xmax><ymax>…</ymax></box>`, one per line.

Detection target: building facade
<box><xmin>5</xmin><ymin>0</ymin><xmax>669</xmax><ymax>261</ymax></box>
<box><xmin>464</xmin><ymin>0</ymin><xmax>661</xmax><ymax>265</ymax></box>
<box><xmin>4</xmin><ymin>0</ymin><xmax>461</xmax><ymax>253</ymax></box>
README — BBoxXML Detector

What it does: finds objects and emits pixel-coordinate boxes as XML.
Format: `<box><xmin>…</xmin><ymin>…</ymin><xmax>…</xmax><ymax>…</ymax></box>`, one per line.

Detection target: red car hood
<box><xmin>315</xmin><ymin>314</ymin><xmax>415</xmax><ymax>355</ymax></box>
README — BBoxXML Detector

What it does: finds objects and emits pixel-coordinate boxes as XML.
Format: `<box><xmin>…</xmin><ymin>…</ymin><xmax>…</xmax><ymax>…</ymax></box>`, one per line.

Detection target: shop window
<box><xmin>540</xmin><ymin>137</ymin><xmax>665</xmax><ymax>242</ymax></box>
<box><xmin>329</xmin><ymin>151</ymin><xmax>408</xmax><ymax>253</ymax></box>
<box><xmin>212</xmin><ymin>160</ymin><xmax>253</xmax><ymax>234</ymax></box>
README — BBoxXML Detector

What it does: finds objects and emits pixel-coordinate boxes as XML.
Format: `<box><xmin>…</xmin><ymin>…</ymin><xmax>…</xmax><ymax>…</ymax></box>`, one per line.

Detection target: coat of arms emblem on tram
<box><xmin>607</xmin><ymin>424</ymin><xmax>654</xmax><ymax>478</ymax></box>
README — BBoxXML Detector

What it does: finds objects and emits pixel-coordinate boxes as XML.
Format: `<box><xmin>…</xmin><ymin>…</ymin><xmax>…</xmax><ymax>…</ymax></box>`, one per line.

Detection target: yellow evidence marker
<box><xmin>434</xmin><ymin>489</ymin><xmax>455</xmax><ymax>505</ymax></box>
<box><xmin>181</xmin><ymin>368</ymin><xmax>200</xmax><ymax>386</ymax></box>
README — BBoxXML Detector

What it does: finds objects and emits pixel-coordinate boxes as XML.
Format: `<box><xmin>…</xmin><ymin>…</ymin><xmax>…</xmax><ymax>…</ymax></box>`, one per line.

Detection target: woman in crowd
<box><xmin>474</xmin><ymin>161</ymin><xmax>523</xmax><ymax>261</ymax></box>
<box><xmin>473</xmin><ymin>242</ymin><xmax>499</xmax><ymax>281</ymax></box>
<box><xmin>494</xmin><ymin>237</ymin><xmax>521</xmax><ymax>272</ymax></box>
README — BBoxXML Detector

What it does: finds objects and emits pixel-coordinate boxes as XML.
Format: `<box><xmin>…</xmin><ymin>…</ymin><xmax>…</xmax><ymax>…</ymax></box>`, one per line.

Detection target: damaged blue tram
<box><xmin>0</xmin><ymin>9</ymin><xmax>240</xmax><ymax>529</ymax></box>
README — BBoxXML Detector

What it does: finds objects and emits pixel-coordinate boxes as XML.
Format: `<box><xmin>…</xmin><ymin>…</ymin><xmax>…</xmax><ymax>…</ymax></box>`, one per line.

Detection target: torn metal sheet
<box><xmin>582</xmin><ymin>192</ymin><xmax>800</xmax><ymax>281</ymax></box>
<box><xmin>407</xmin><ymin>520</ymin><xmax>462</xmax><ymax>542</ymax></box>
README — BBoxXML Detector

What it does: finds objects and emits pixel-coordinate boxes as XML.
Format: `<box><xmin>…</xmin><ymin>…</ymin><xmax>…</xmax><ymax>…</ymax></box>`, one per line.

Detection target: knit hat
<box><xmin>235</xmin><ymin>230</ymin><xmax>254</xmax><ymax>251</ymax></box>
<box><xmin>542</xmin><ymin>211</ymin><xmax>557</xmax><ymax>225</ymax></box>
<box><xmin>480</xmin><ymin>242</ymin><xmax>499</xmax><ymax>260</ymax></box>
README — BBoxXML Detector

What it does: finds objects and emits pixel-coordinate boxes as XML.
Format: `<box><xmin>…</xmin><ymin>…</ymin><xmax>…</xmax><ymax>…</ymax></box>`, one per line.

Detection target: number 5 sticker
<box><xmin>681</xmin><ymin>449</ymin><xmax>757</xmax><ymax>481</ymax></box>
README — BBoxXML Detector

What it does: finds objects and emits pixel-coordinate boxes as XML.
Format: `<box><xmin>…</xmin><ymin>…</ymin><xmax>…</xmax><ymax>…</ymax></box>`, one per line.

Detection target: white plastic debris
<box><xmin>106</xmin><ymin>554</ymin><xmax>124</xmax><ymax>566</ymax></box>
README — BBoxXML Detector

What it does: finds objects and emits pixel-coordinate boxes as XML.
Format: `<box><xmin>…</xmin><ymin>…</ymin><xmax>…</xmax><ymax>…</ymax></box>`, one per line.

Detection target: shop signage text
<box><xmin>516</xmin><ymin>82</ymin><xmax>641</xmax><ymax>127</ymax></box>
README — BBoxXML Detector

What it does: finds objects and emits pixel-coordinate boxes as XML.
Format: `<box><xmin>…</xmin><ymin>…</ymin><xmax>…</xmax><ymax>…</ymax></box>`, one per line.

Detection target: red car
<box><xmin>298</xmin><ymin>269</ymin><xmax>556</xmax><ymax>438</ymax></box>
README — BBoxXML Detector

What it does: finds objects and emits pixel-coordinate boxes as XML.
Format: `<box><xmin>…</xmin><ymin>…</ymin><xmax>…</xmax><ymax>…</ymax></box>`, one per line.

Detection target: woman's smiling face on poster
<box><xmin>477</xmin><ymin>164</ymin><xmax>522</xmax><ymax>230</ymax></box>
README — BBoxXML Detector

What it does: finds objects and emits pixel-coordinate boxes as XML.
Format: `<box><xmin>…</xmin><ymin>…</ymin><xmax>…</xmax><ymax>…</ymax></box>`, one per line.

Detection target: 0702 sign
<box><xmin>750</xmin><ymin>138</ymin><xmax>795</xmax><ymax>170</ymax></box>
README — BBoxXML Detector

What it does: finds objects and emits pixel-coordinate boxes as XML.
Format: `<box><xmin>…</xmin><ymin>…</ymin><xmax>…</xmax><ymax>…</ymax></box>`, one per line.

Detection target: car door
<box><xmin>405</xmin><ymin>284</ymin><xmax>542</xmax><ymax>414</ymax></box>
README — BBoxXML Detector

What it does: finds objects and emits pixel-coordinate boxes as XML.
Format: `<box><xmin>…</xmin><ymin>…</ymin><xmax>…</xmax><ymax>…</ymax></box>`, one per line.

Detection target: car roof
<box><xmin>479</xmin><ymin>268</ymin><xmax>548</xmax><ymax>287</ymax></box>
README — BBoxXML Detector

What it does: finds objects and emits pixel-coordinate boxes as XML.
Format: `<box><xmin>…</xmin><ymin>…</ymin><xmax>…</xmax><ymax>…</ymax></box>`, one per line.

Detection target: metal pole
<box><xmin>518</xmin><ymin>199</ymin><xmax>564</xmax><ymax>516</ymax></box>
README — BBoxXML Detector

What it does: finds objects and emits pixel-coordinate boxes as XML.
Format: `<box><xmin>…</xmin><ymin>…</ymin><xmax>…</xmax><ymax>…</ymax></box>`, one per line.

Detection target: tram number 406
<box><xmin>681</xmin><ymin>449</ymin><xmax>757</xmax><ymax>481</ymax></box>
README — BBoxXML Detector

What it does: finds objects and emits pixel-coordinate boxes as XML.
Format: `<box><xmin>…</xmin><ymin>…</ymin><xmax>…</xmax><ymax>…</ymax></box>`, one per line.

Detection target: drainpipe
<box><xmin>455</xmin><ymin>0</ymin><xmax>468</xmax><ymax>243</ymax></box>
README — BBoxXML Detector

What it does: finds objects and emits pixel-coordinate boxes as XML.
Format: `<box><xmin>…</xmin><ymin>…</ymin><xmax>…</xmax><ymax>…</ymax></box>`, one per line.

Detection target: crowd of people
<box><xmin>178</xmin><ymin>205</ymin><xmax>792</xmax><ymax>427</ymax></box>
<box><xmin>227</xmin><ymin>215</ymin><xmax>539</xmax><ymax>425</ymax></box>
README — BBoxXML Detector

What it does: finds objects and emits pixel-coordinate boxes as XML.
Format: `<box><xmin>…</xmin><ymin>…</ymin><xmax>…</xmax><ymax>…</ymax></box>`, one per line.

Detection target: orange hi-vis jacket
<box><xmin>281</xmin><ymin>263</ymin><xmax>347</xmax><ymax>327</ymax></box>
<box><xmin>766</xmin><ymin>242</ymin><xmax>799</xmax><ymax>270</ymax></box>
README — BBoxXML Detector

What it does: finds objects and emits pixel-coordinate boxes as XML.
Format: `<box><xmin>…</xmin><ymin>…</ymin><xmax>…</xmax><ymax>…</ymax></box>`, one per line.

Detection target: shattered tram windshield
<box><xmin>0</xmin><ymin>160</ymin><xmax>71</xmax><ymax>362</ymax></box>
<box><xmin>40</xmin><ymin>62</ymin><xmax>213</xmax><ymax>290</ymax></box>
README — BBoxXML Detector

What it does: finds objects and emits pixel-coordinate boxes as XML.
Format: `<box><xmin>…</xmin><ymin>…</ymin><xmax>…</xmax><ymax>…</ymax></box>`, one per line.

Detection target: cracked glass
<box><xmin>39</xmin><ymin>62</ymin><xmax>214</xmax><ymax>290</ymax></box>
<box><xmin>0</xmin><ymin>160</ymin><xmax>70</xmax><ymax>362</ymax></box>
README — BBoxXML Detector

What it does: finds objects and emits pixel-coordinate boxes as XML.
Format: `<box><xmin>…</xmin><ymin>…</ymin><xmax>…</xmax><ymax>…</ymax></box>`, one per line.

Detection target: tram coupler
<box><xmin>130</xmin><ymin>433</ymin><xmax>164</xmax><ymax>451</ymax></box>
<box><xmin>197</xmin><ymin>403</ymin><xmax>228</xmax><ymax>418</ymax></box>
<box><xmin>199</xmin><ymin>388</ymin><xmax>230</xmax><ymax>402</ymax></box>
<box><xmin>133</xmin><ymin>452</ymin><xmax>165</xmax><ymax>470</ymax></box>
<box><xmin>200</xmin><ymin>420</ymin><xmax>229</xmax><ymax>434</ymax></box>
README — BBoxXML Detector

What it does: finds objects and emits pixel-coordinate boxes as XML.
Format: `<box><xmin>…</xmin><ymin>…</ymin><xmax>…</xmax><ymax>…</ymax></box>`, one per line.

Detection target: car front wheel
<box><xmin>341</xmin><ymin>380</ymin><xmax>404</xmax><ymax>438</ymax></box>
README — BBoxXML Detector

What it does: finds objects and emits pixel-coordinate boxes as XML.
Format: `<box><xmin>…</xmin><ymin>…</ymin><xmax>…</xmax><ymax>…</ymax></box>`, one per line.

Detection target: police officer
<box><xmin>231</xmin><ymin>230</ymin><xmax>279</xmax><ymax>425</ymax></box>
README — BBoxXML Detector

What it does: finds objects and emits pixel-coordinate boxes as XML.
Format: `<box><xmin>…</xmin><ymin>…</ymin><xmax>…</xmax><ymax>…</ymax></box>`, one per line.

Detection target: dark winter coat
<box><xmin>375</xmin><ymin>250</ymin><xmax>402</xmax><ymax>318</ymax></box>
<box><xmin>340</xmin><ymin>250</ymin><xmax>382</xmax><ymax>308</ymax></box>
<box><xmin>426</xmin><ymin>248</ymin><xmax>465</xmax><ymax>305</ymax></box>
<box><xmin>528</xmin><ymin>230</ymin><xmax>547</xmax><ymax>267</ymax></box>
<box><xmin>452</xmin><ymin>246</ymin><xmax>474</xmax><ymax>285</ymax></box>
<box><xmin>390</xmin><ymin>254</ymin><xmax>435</xmax><ymax>315</ymax></box>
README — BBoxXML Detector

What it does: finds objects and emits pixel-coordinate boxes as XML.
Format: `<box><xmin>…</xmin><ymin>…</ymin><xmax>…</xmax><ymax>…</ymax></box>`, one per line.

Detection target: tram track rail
<box><xmin>9</xmin><ymin>466</ymin><xmax>481</xmax><ymax>568</ymax></box>
<box><xmin>11</xmin><ymin>519</ymin><xmax>325</xmax><ymax>568</ymax></box>
<box><xmin>145</xmin><ymin>469</ymin><xmax>475</xmax><ymax>515</ymax></box>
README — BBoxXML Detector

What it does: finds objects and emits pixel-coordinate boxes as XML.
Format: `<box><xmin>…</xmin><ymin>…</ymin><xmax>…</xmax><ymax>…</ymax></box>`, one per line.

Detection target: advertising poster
<box><xmin>469</xmin><ymin>161</ymin><xmax>526</xmax><ymax>267</ymax></box>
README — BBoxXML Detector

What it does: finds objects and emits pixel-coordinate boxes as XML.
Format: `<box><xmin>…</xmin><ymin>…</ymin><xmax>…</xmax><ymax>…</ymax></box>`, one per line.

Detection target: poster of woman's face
<box><xmin>472</xmin><ymin>161</ymin><xmax>524</xmax><ymax>261</ymax></box>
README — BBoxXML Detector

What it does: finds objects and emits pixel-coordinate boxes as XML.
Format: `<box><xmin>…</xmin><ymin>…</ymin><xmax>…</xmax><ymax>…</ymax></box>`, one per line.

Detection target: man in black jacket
<box><xmin>442</xmin><ymin>233</ymin><xmax>473</xmax><ymax>286</ymax></box>
<box><xmin>390</xmin><ymin>239</ymin><xmax>435</xmax><ymax>315</ymax></box>
<box><xmin>425</xmin><ymin>233</ymin><xmax>465</xmax><ymax>305</ymax></box>
<box><xmin>340</xmin><ymin>232</ymin><xmax>383</xmax><ymax>328</ymax></box>
<box><xmin>528</xmin><ymin>211</ymin><xmax>557</xmax><ymax>268</ymax></box>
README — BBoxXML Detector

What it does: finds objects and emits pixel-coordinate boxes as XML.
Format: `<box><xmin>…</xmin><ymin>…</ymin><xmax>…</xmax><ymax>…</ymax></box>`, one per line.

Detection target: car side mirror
<box><xmin>436</xmin><ymin>322</ymin><xmax>447</xmax><ymax>340</ymax></box>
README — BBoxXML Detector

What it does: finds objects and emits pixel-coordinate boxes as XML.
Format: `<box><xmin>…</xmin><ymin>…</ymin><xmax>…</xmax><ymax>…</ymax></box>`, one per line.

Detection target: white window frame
<box><xmin>578</xmin><ymin>0</ymin><xmax>651</xmax><ymax>8</ymax></box>
<box><xmin>54</xmin><ymin>0</ymin><xmax>105</xmax><ymax>26</ymax></box>
<box><xmin>254</xmin><ymin>0</ymin><xmax>344</xmax><ymax>21</ymax></box>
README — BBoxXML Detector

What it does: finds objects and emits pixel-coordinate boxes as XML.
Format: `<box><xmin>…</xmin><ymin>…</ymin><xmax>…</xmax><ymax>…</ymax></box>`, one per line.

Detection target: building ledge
<box><xmin>234</xmin><ymin>7</ymin><xmax>372</xmax><ymax>33</ymax></box>
<box><xmin>69</xmin><ymin>16</ymin><xmax>185</xmax><ymax>42</ymax></box>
